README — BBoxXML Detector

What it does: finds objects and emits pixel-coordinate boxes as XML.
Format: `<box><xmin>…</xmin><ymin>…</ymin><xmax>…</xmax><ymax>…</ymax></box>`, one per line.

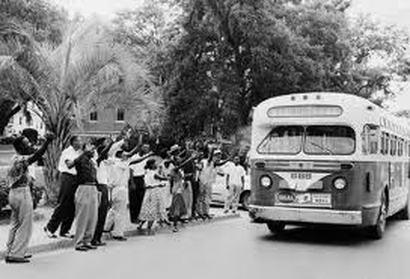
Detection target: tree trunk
<box><xmin>43</xmin><ymin>113</ymin><xmax>73</xmax><ymax>204</ymax></box>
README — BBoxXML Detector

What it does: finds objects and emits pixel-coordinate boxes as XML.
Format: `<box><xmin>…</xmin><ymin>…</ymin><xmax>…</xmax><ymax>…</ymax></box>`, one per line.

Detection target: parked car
<box><xmin>211</xmin><ymin>170</ymin><xmax>251</xmax><ymax>210</ymax></box>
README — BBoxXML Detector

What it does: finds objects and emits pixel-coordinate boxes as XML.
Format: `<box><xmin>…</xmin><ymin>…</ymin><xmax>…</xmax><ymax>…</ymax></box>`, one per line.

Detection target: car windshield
<box><xmin>257</xmin><ymin>125</ymin><xmax>355</xmax><ymax>155</ymax></box>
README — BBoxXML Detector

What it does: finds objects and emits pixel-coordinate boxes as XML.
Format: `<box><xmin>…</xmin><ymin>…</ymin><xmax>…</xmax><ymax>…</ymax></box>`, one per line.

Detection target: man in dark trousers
<box><xmin>128</xmin><ymin>143</ymin><xmax>153</xmax><ymax>223</ymax></box>
<box><xmin>91</xmin><ymin>138</ymin><xmax>114</xmax><ymax>246</ymax></box>
<box><xmin>44</xmin><ymin>136</ymin><xmax>82</xmax><ymax>238</ymax></box>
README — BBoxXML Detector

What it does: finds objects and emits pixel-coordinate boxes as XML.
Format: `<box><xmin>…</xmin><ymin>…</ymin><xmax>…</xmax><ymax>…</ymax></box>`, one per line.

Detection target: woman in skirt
<box><xmin>168</xmin><ymin>167</ymin><xmax>187</xmax><ymax>232</ymax></box>
<box><xmin>138</xmin><ymin>159</ymin><xmax>168</xmax><ymax>235</ymax></box>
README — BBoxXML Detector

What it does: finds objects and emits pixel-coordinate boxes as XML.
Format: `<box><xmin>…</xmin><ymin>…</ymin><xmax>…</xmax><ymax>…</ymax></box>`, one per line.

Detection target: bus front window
<box><xmin>257</xmin><ymin>126</ymin><xmax>303</xmax><ymax>154</ymax></box>
<box><xmin>304</xmin><ymin>126</ymin><xmax>355</xmax><ymax>155</ymax></box>
<box><xmin>257</xmin><ymin>125</ymin><xmax>356</xmax><ymax>155</ymax></box>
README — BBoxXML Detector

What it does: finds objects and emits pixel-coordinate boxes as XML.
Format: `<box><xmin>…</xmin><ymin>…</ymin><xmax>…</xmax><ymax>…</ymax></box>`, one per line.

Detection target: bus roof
<box><xmin>252</xmin><ymin>92</ymin><xmax>410</xmax><ymax>137</ymax></box>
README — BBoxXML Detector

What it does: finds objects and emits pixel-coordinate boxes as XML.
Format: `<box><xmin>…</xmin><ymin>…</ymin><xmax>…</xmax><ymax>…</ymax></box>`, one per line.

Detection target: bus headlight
<box><xmin>333</xmin><ymin>177</ymin><xmax>347</xmax><ymax>190</ymax></box>
<box><xmin>260</xmin><ymin>176</ymin><xmax>272</xmax><ymax>188</ymax></box>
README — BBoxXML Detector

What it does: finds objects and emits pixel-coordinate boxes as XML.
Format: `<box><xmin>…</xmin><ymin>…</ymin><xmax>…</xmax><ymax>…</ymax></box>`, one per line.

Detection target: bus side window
<box><xmin>407</xmin><ymin>142</ymin><xmax>410</xmax><ymax>157</ymax></box>
<box><xmin>390</xmin><ymin>135</ymin><xmax>397</xmax><ymax>156</ymax></box>
<box><xmin>398</xmin><ymin>139</ymin><xmax>403</xmax><ymax>157</ymax></box>
<box><xmin>381</xmin><ymin>132</ymin><xmax>388</xmax><ymax>155</ymax></box>
<box><xmin>362</xmin><ymin>124</ymin><xmax>380</xmax><ymax>155</ymax></box>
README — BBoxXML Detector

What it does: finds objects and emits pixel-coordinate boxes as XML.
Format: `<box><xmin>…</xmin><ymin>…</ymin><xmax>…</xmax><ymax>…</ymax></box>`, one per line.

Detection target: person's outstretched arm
<box><xmin>27</xmin><ymin>133</ymin><xmax>55</xmax><ymax>165</ymax></box>
<box><xmin>128</xmin><ymin>152</ymin><xmax>153</xmax><ymax>166</ymax></box>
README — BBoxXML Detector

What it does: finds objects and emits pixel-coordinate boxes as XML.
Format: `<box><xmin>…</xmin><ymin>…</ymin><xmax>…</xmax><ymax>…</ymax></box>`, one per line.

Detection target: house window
<box><xmin>116</xmin><ymin>108</ymin><xmax>125</xmax><ymax>122</ymax></box>
<box><xmin>90</xmin><ymin>111</ymin><xmax>98</xmax><ymax>122</ymax></box>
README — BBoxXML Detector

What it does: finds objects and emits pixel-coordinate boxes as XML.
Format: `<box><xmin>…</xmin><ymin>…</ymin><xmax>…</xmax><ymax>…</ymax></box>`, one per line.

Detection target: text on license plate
<box><xmin>277</xmin><ymin>193</ymin><xmax>331</xmax><ymax>205</ymax></box>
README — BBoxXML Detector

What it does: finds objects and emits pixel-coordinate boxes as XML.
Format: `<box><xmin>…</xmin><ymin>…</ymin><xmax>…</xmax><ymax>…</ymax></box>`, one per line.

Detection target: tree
<box><xmin>0</xmin><ymin>0</ymin><xmax>68</xmax><ymax>135</ymax></box>
<box><xmin>112</xmin><ymin>0</ymin><xmax>182</xmax><ymax>137</ymax></box>
<box><xmin>161</xmin><ymin>0</ymin><xmax>410</xmax><ymax>140</ymax></box>
<box><xmin>0</xmin><ymin>19</ymin><xmax>160</xmax><ymax>200</ymax></box>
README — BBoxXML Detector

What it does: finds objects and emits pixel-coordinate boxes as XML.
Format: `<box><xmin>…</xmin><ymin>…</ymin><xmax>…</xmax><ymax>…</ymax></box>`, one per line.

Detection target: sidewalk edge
<box><xmin>0</xmin><ymin>213</ymin><xmax>240</xmax><ymax>260</ymax></box>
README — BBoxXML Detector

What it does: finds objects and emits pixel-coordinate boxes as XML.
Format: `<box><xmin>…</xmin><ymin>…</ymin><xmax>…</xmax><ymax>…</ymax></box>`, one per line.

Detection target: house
<box><xmin>3</xmin><ymin>102</ymin><xmax>46</xmax><ymax>137</ymax></box>
<box><xmin>72</xmin><ymin>106</ymin><xmax>131</xmax><ymax>138</ymax></box>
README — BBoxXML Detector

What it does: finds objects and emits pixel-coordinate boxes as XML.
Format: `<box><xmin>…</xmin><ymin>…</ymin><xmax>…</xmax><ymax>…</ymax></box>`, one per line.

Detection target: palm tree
<box><xmin>0</xmin><ymin>18</ymin><xmax>162</xmax><ymax>201</ymax></box>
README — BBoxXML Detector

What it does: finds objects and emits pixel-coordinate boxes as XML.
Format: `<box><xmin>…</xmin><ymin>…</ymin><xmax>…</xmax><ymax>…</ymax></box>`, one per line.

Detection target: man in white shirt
<box><xmin>44</xmin><ymin>136</ymin><xmax>82</xmax><ymax>238</ymax></box>
<box><xmin>224</xmin><ymin>156</ymin><xmax>246</xmax><ymax>214</ymax></box>
<box><xmin>104</xmin><ymin>150</ymin><xmax>130</xmax><ymax>241</ymax></box>
<box><xmin>128</xmin><ymin>143</ymin><xmax>153</xmax><ymax>223</ymax></box>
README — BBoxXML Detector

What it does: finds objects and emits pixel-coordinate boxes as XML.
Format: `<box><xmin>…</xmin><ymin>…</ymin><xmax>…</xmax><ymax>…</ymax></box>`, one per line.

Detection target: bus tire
<box><xmin>267</xmin><ymin>222</ymin><xmax>285</xmax><ymax>235</ymax></box>
<box><xmin>368</xmin><ymin>191</ymin><xmax>388</xmax><ymax>240</ymax></box>
<box><xmin>240</xmin><ymin>191</ymin><xmax>251</xmax><ymax>211</ymax></box>
<box><xmin>396</xmin><ymin>197</ymin><xmax>410</xmax><ymax>220</ymax></box>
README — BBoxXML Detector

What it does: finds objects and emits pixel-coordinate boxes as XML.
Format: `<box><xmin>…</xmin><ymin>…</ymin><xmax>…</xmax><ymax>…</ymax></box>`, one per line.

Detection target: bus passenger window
<box><xmin>362</xmin><ymin>125</ymin><xmax>379</xmax><ymax>155</ymax></box>
<box><xmin>407</xmin><ymin>143</ymin><xmax>410</xmax><ymax>158</ymax></box>
<box><xmin>398</xmin><ymin>139</ymin><xmax>403</xmax><ymax>157</ymax></box>
<box><xmin>382</xmin><ymin>133</ymin><xmax>389</xmax><ymax>155</ymax></box>
<box><xmin>390</xmin><ymin>136</ymin><xmax>397</xmax><ymax>156</ymax></box>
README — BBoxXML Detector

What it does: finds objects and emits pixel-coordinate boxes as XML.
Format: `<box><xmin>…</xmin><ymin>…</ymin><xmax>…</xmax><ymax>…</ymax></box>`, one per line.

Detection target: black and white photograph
<box><xmin>0</xmin><ymin>0</ymin><xmax>410</xmax><ymax>278</ymax></box>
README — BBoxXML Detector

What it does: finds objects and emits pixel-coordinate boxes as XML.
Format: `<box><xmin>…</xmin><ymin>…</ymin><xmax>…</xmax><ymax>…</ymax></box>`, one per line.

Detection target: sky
<box><xmin>50</xmin><ymin>0</ymin><xmax>410</xmax><ymax>111</ymax></box>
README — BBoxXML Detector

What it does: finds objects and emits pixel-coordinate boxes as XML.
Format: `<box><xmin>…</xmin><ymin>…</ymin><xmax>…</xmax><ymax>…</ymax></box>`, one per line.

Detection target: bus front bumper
<box><xmin>249</xmin><ymin>205</ymin><xmax>363</xmax><ymax>225</ymax></box>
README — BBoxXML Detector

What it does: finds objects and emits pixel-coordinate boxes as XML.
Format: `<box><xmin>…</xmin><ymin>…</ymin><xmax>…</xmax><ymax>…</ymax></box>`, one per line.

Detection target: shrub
<box><xmin>0</xmin><ymin>178</ymin><xmax>44</xmax><ymax>212</ymax></box>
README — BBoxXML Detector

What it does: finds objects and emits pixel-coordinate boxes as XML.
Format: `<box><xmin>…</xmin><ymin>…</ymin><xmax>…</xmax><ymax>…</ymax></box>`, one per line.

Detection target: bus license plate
<box><xmin>311</xmin><ymin>193</ymin><xmax>331</xmax><ymax>205</ymax></box>
<box><xmin>277</xmin><ymin>192</ymin><xmax>296</xmax><ymax>203</ymax></box>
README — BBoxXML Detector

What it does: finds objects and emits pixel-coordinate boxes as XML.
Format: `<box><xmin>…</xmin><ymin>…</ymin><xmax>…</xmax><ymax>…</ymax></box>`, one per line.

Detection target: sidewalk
<box><xmin>0</xmin><ymin>206</ymin><xmax>239</xmax><ymax>260</ymax></box>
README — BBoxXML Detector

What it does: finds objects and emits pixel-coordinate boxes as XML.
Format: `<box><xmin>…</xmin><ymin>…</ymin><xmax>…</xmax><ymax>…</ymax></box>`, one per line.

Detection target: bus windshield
<box><xmin>257</xmin><ymin>125</ymin><xmax>355</xmax><ymax>155</ymax></box>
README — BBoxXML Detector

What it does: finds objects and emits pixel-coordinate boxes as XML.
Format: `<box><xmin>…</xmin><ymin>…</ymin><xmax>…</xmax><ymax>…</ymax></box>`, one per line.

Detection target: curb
<box><xmin>0</xmin><ymin>213</ymin><xmax>239</xmax><ymax>260</ymax></box>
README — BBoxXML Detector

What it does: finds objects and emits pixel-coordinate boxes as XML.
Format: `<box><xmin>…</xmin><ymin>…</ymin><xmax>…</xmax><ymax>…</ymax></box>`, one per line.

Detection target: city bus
<box><xmin>248</xmin><ymin>92</ymin><xmax>410</xmax><ymax>239</ymax></box>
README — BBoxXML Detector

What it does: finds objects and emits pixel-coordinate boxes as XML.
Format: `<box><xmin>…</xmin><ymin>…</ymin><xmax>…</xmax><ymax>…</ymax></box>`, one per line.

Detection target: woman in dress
<box><xmin>168</xmin><ymin>167</ymin><xmax>187</xmax><ymax>232</ymax></box>
<box><xmin>138</xmin><ymin>159</ymin><xmax>168</xmax><ymax>235</ymax></box>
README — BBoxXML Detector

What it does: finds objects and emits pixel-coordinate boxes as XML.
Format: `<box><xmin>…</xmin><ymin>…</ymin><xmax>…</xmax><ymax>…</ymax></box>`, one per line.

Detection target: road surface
<box><xmin>1</xmin><ymin>214</ymin><xmax>410</xmax><ymax>279</ymax></box>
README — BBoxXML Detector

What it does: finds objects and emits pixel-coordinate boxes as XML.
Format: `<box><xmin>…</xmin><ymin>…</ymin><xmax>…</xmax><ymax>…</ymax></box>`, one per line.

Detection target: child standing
<box><xmin>138</xmin><ymin>159</ymin><xmax>168</xmax><ymax>235</ymax></box>
<box><xmin>168</xmin><ymin>168</ymin><xmax>187</xmax><ymax>232</ymax></box>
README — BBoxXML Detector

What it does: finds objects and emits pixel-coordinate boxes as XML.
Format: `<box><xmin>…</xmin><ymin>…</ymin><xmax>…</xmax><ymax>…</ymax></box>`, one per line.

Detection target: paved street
<box><xmin>1</xmin><ymin>213</ymin><xmax>410</xmax><ymax>279</ymax></box>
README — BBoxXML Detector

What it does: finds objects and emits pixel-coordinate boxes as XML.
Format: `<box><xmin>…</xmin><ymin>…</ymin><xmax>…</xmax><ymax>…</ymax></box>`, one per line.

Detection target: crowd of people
<box><xmin>4</xmin><ymin>129</ymin><xmax>248</xmax><ymax>263</ymax></box>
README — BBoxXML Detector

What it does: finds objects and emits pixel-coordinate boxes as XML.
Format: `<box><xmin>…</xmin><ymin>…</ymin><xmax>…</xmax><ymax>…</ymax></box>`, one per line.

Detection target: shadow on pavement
<box><xmin>258</xmin><ymin>220</ymin><xmax>400</xmax><ymax>247</ymax></box>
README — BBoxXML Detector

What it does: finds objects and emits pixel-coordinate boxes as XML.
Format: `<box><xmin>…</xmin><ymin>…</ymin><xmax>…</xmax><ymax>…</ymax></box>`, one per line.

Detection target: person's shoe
<box><xmin>91</xmin><ymin>240</ymin><xmax>106</xmax><ymax>246</ymax></box>
<box><xmin>232</xmin><ymin>210</ymin><xmax>237</xmax><ymax>214</ymax></box>
<box><xmin>5</xmin><ymin>256</ymin><xmax>30</xmax><ymax>263</ymax></box>
<box><xmin>197</xmin><ymin>214</ymin><xmax>206</xmax><ymax>220</ymax></box>
<box><xmin>59</xmin><ymin>233</ymin><xmax>74</xmax><ymax>239</ymax></box>
<box><xmin>43</xmin><ymin>227</ymin><xmax>57</xmax><ymax>238</ymax></box>
<box><xmin>204</xmin><ymin>214</ymin><xmax>213</xmax><ymax>220</ymax></box>
<box><xmin>113</xmin><ymin>236</ymin><xmax>127</xmax><ymax>241</ymax></box>
<box><xmin>83</xmin><ymin>244</ymin><xmax>97</xmax><ymax>250</ymax></box>
<box><xmin>172</xmin><ymin>227</ymin><xmax>179</xmax><ymax>233</ymax></box>
<box><xmin>24</xmin><ymin>254</ymin><xmax>32</xmax><ymax>259</ymax></box>
<box><xmin>75</xmin><ymin>246</ymin><xmax>89</xmax><ymax>252</ymax></box>
<box><xmin>223</xmin><ymin>210</ymin><xmax>229</xmax><ymax>214</ymax></box>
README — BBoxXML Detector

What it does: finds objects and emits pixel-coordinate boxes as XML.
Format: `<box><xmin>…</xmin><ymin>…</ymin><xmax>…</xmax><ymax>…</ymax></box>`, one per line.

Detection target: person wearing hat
<box><xmin>5</xmin><ymin>131</ymin><xmax>55</xmax><ymax>263</ymax></box>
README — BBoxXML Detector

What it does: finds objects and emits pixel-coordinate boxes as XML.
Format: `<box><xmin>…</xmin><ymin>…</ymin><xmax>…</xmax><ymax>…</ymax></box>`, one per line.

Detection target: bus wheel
<box><xmin>369</xmin><ymin>191</ymin><xmax>387</xmax><ymax>240</ymax></box>
<box><xmin>240</xmin><ymin>191</ymin><xmax>251</xmax><ymax>211</ymax></box>
<box><xmin>397</xmin><ymin>197</ymin><xmax>410</xmax><ymax>220</ymax></box>
<box><xmin>267</xmin><ymin>222</ymin><xmax>286</xmax><ymax>235</ymax></box>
